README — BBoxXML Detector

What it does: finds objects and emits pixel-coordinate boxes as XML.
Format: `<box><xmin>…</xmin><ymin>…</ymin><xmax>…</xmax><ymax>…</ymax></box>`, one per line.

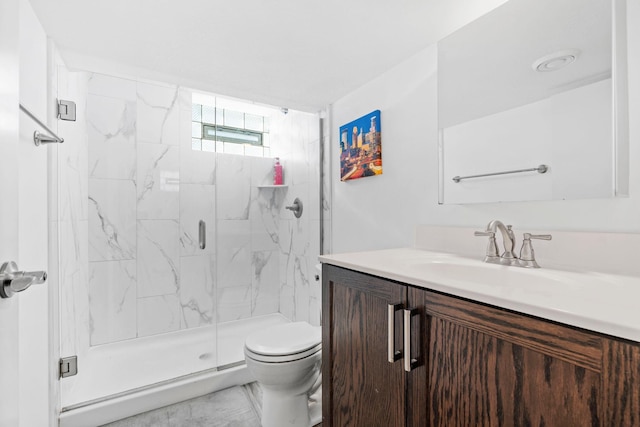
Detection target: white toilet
<box><xmin>244</xmin><ymin>321</ymin><xmax>322</xmax><ymax>427</ymax></box>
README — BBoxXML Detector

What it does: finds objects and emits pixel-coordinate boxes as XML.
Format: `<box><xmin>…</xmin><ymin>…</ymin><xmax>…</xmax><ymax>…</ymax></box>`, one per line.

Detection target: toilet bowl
<box><xmin>244</xmin><ymin>321</ymin><xmax>322</xmax><ymax>427</ymax></box>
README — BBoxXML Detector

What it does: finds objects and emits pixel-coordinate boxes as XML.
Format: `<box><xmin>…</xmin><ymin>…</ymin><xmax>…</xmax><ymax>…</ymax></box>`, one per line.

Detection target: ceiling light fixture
<box><xmin>532</xmin><ymin>49</ymin><xmax>581</xmax><ymax>72</ymax></box>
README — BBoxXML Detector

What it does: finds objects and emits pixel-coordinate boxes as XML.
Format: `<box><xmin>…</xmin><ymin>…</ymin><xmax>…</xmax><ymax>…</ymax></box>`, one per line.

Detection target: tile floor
<box><xmin>101</xmin><ymin>384</ymin><xmax>262</xmax><ymax>427</ymax></box>
<box><xmin>101</xmin><ymin>383</ymin><xmax>322</xmax><ymax>427</ymax></box>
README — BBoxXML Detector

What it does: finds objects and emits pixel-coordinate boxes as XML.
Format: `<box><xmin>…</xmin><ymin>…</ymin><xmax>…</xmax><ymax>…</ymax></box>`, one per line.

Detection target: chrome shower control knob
<box><xmin>285</xmin><ymin>197</ymin><xmax>304</xmax><ymax>218</ymax></box>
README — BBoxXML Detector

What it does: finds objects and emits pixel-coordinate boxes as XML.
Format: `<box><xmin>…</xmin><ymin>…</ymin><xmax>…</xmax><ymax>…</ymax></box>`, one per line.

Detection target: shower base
<box><xmin>59</xmin><ymin>313</ymin><xmax>289</xmax><ymax>427</ymax></box>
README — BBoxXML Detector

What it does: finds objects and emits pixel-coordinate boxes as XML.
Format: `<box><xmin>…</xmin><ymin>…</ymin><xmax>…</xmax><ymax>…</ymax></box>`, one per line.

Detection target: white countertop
<box><xmin>320</xmin><ymin>248</ymin><xmax>640</xmax><ymax>343</ymax></box>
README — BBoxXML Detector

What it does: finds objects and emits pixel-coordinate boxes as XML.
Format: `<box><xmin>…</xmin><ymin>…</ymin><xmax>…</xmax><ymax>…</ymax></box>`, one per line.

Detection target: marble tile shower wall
<box><xmin>86</xmin><ymin>74</ymin><xmax>193</xmax><ymax>344</ymax></box>
<box><xmin>216</xmin><ymin>110</ymin><xmax>322</xmax><ymax>325</ymax></box>
<box><xmin>269</xmin><ymin>111</ymin><xmax>323</xmax><ymax>326</ymax></box>
<box><xmin>57</xmin><ymin>71</ymin><xmax>323</xmax><ymax>348</ymax></box>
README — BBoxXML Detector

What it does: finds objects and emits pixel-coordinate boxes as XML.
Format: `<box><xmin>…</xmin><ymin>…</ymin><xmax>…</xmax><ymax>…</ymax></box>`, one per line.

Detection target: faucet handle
<box><xmin>519</xmin><ymin>233</ymin><xmax>552</xmax><ymax>268</ymax></box>
<box><xmin>524</xmin><ymin>233</ymin><xmax>552</xmax><ymax>241</ymax></box>
<box><xmin>474</xmin><ymin>230</ymin><xmax>499</xmax><ymax>259</ymax></box>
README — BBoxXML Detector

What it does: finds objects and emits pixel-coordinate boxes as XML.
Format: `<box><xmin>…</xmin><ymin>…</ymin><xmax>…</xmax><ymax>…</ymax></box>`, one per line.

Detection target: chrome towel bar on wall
<box><xmin>452</xmin><ymin>164</ymin><xmax>548</xmax><ymax>183</ymax></box>
<box><xmin>19</xmin><ymin>103</ymin><xmax>64</xmax><ymax>146</ymax></box>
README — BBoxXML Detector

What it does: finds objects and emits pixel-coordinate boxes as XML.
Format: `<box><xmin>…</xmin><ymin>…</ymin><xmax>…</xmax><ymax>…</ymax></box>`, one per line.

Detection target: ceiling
<box><xmin>29</xmin><ymin>0</ymin><xmax>507</xmax><ymax>112</ymax></box>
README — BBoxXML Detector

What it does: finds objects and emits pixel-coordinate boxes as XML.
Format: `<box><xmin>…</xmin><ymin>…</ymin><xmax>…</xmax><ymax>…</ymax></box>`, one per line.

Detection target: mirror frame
<box><xmin>613</xmin><ymin>0</ymin><xmax>629</xmax><ymax>197</ymax></box>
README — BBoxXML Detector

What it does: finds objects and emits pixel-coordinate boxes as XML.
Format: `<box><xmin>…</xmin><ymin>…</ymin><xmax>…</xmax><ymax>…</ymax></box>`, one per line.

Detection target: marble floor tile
<box><xmin>102</xmin><ymin>382</ymin><xmax>322</xmax><ymax>427</ymax></box>
<box><xmin>100</xmin><ymin>383</ymin><xmax>322</xmax><ymax>427</ymax></box>
<box><xmin>101</xmin><ymin>385</ymin><xmax>260</xmax><ymax>427</ymax></box>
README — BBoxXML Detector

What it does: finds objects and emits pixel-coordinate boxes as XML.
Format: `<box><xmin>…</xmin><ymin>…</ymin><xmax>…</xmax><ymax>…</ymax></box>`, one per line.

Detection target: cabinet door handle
<box><xmin>404</xmin><ymin>308</ymin><xmax>420</xmax><ymax>372</ymax></box>
<box><xmin>388</xmin><ymin>303</ymin><xmax>403</xmax><ymax>363</ymax></box>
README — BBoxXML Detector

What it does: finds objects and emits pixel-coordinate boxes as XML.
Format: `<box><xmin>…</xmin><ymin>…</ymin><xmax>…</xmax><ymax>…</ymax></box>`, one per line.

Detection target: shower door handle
<box><xmin>199</xmin><ymin>220</ymin><xmax>206</xmax><ymax>250</ymax></box>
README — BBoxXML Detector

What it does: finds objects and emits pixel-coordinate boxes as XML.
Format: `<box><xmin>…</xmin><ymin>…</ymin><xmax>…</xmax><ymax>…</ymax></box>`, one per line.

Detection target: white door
<box><xmin>17</xmin><ymin>1</ymin><xmax>53</xmax><ymax>425</ymax></box>
<box><xmin>1</xmin><ymin>1</ymin><xmax>53</xmax><ymax>426</ymax></box>
<box><xmin>0</xmin><ymin>0</ymin><xmax>22</xmax><ymax>425</ymax></box>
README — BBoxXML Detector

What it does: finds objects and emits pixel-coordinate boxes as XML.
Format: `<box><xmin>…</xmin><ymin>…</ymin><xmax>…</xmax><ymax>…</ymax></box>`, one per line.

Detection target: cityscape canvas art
<box><xmin>339</xmin><ymin>110</ymin><xmax>382</xmax><ymax>181</ymax></box>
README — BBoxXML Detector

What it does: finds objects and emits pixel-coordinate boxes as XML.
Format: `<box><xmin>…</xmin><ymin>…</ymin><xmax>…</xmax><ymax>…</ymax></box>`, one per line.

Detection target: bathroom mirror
<box><xmin>438</xmin><ymin>0</ymin><xmax>628</xmax><ymax>204</ymax></box>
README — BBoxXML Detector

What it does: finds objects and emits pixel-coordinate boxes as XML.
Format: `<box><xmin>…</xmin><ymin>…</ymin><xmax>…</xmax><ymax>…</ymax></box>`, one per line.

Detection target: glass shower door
<box><xmin>56</xmin><ymin>66</ymin><xmax>218</xmax><ymax>411</ymax></box>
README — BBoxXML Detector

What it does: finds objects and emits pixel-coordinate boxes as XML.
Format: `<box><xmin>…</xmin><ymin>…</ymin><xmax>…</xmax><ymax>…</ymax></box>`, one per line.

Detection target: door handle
<box><xmin>388</xmin><ymin>303</ymin><xmax>403</xmax><ymax>363</ymax></box>
<box><xmin>0</xmin><ymin>261</ymin><xmax>47</xmax><ymax>298</ymax></box>
<box><xmin>404</xmin><ymin>308</ymin><xmax>420</xmax><ymax>372</ymax></box>
<box><xmin>199</xmin><ymin>220</ymin><xmax>206</xmax><ymax>250</ymax></box>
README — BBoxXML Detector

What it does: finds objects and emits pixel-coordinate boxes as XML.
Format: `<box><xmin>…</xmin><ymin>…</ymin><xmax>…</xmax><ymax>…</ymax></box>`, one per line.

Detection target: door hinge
<box><xmin>57</xmin><ymin>99</ymin><xmax>76</xmax><ymax>121</ymax></box>
<box><xmin>59</xmin><ymin>356</ymin><xmax>78</xmax><ymax>378</ymax></box>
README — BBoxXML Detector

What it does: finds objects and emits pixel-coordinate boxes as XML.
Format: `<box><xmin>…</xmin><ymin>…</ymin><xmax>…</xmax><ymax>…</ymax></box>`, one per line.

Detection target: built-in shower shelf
<box><xmin>257</xmin><ymin>185</ymin><xmax>288</xmax><ymax>189</ymax></box>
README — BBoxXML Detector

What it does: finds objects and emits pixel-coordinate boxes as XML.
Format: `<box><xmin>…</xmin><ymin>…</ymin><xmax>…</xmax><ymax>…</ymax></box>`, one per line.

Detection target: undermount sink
<box><xmin>404</xmin><ymin>252</ymin><xmax>620</xmax><ymax>296</ymax></box>
<box><xmin>419</xmin><ymin>260</ymin><xmax>548</xmax><ymax>286</ymax></box>
<box><xmin>412</xmin><ymin>257</ymin><xmax>563</xmax><ymax>287</ymax></box>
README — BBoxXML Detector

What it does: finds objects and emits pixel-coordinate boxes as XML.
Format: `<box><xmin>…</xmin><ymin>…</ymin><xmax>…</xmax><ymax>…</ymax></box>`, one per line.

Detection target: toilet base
<box><xmin>309</xmin><ymin>386</ymin><xmax>322</xmax><ymax>426</ymax></box>
<box><xmin>262</xmin><ymin>390</ymin><xmax>311</xmax><ymax>427</ymax></box>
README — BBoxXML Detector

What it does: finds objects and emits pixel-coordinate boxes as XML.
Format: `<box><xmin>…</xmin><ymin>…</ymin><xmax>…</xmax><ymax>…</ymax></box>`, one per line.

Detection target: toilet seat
<box><xmin>245</xmin><ymin>343</ymin><xmax>321</xmax><ymax>363</ymax></box>
<box><xmin>245</xmin><ymin>322</ymin><xmax>321</xmax><ymax>363</ymax></box>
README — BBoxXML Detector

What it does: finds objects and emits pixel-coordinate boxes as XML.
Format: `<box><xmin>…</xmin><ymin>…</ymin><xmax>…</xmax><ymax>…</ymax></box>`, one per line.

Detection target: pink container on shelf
<box><xmin>273</xmin><ymin>157</ymin><xmax>284</xmax><ymax>185</ymax></box>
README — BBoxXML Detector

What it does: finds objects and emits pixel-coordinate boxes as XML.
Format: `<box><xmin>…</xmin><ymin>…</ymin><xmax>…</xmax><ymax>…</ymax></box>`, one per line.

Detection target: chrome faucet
<box><xmin>474</xmin><ymin>221</ymin><xmax>551</xmax><ymax>268</ymax></box>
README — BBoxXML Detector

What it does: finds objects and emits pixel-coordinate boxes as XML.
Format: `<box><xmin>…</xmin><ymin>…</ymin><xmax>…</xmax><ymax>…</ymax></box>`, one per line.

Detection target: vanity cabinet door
<box><xmin>322</xmin><ymin>265</ymin><xmax>407</xmax><ymax>427</ymax></box>
<box><xmin>409</xmin><ymin>288</ymin><xmax>640</xmax><ymax>427</ymax></box>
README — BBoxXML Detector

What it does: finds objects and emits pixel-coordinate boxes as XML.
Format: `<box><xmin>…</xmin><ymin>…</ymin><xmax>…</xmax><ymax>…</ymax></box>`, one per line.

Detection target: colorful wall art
<box><xmin>339</xmin><ymin>110</ymin><xmax>382</xmax><ymax>181</ymax></box>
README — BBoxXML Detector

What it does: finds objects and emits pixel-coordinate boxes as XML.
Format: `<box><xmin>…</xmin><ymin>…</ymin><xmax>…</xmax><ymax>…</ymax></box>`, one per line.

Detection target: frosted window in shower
<box><xmin>191</xmin><ymin>96</ymin><xmax>273</xmax><ymax>158</ymax></box>
<box><xmin>192</xmin><ymin>104</ymin><xmax>202</xmax><ymax>122</ymax></box>
<box><xmin>202</xmin><ymin>139</ymin><xmax>216</xmax><ymax>152</ymax></box>
<box><xmin>192</xmin><ymin>121</ymin><xmax>202</xmax><ymax>138</ymax></box>
<box><xmin>202</xmin><ymin>105</ymin><xmax>216</xmax><ymax>124</ymax></box>
<box><xmin>244</xmin><ymin>114</ymin><xmax>263</xmax><ymax>132</ymax></box>
<box><xmin>216</xmin><ymin>107</ymin><xmax>224</xmax><ymax>125</ymax></box>
<box><xmin>223</xmin><ymin>109</ymin><xmax>244</xmax><ymax>128</ymax></box>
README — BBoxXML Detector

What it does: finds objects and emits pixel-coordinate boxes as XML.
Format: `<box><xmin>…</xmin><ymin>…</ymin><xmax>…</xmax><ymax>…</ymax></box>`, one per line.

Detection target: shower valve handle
<box><xmin>285</xmin><ymin>198</ymin><xmax>303</xmax><ymax>218</ymax></box>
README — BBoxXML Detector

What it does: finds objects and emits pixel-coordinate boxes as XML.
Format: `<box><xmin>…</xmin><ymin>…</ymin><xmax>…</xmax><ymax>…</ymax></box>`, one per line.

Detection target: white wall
<box><xmin>330</xmin><ymin>46</ymin><xmax>437</xmax><ymax>253</ymax></box>
<box><xmin>18</xmin><ymin>0</ymin><xmax>51</xmax><ymax>426</ymax></box>
<box><xmin>331</xmin><ymin>1</ymin><xmax>640</xmax><ymax>254</ymax></box>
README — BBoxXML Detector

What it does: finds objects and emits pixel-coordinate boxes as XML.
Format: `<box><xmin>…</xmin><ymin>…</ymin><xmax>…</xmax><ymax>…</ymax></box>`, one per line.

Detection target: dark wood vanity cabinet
<box><xmin>321</xmin><ymin>264</ymin><xmax>406</xmax><ymax>426</ymax></box>
<box><xmin>322</xmin><ymin>264</ymin><xmax>640</xmax><ymax>427</ymax></box>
